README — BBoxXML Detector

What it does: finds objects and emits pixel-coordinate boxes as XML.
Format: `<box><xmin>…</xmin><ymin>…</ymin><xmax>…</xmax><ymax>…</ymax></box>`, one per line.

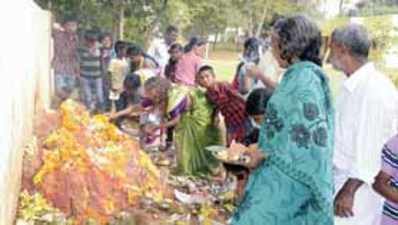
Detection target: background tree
<box><xmin>34</xmin><ymin>0</ymin><xmax>335</xmax><ymax>46</ymax></box>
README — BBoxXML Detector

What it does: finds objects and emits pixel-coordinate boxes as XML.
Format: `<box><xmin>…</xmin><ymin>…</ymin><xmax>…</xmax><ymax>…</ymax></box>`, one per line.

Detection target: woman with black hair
<box><xmin>143</xmin><ymin>76</ymin><xmax>222</xmax><ymax>176</ymax></box>
<box><xmin>126</xmin><ymin>44</ymin><xmax>159</xmax><ymax>85</ymax></box>
<box><xmin>126</xmin><ymin>44</ymin><xmax>159</xmax><ymax>73</ymax></box>
<box><xmin>173</xmin><ymin>36</ymin><xmax>206</xmax><ymax>86</ymax></box>
<box><xmin>231</xmin><ymin>15</ymin><xmax>334</xmax><ymax>225</ymax></box>
<box><xmin>164</xmin><ymin>43</ymin><xmax>184</xmax><ymax>82</ymax></box>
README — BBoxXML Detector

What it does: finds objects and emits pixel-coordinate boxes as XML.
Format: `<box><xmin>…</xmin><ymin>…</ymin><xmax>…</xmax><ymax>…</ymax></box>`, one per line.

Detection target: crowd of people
<box><xmin>53</xmin><ymin>14</ymin><xmax>398</xmax><ymax>225</ymax></box>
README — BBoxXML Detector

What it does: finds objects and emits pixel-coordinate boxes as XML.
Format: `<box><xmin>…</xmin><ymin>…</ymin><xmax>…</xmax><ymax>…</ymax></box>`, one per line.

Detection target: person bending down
<box><xmin>109</xmin><ymin>74</ymin><xmax>142</xmax><ymax>134</ymax></box>
<box><xmin>143</xmin><ymin>77</ymin><xmax>222</xmax><ymax>176</ymax></box>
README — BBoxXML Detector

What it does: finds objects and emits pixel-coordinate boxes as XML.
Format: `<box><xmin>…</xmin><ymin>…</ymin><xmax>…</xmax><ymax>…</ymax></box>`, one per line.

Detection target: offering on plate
<box><xmin>206</xmin><ymin>141</ymin><xmax>251</xmax><ymax>166</ymax></box>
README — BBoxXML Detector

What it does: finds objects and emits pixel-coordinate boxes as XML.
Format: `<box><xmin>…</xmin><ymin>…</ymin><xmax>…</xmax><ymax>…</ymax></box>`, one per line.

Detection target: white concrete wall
<box><xmin>0</xmin><ymin>0</ymin><xmax>52</xmax><ymax>224</ymax></box>
<box><xmin>316</xmin><ymin>0</ymin><xmax>367</xmax><ymax>18</ymax></box>
<box><xmin>317</xmin><ymin>0</ymin><xmax>341</xmax><ymax>18</ymax></box>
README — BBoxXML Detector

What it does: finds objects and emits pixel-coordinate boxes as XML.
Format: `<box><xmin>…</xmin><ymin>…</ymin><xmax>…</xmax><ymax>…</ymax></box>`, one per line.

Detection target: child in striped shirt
<box><xmin>373</xmin><ymin>134</ymin><xmax>398</xmax><ymax>225</ymax></box>
<box><xmin>78</xmin><ymin>31</ymin><xmax>105</xmax><ymax>112</ymax></box>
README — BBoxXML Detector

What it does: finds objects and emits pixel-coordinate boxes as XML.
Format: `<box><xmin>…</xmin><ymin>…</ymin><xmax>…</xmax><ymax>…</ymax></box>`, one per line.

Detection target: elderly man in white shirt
<box><xmin>328</xmin><ymin>24</ymin><xmax>398</xmax><ymax>225</ymax></box>
<box><xmin>147</xmin><ymin>25</ymin><xmax>179</xmax><ymax>69</ymax></box>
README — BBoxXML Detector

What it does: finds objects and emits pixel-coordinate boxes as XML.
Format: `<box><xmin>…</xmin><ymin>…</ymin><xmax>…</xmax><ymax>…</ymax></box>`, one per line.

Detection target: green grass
<box><xmin>205</xmin><ymin>59</ymin><xmax>237</xmax><ymax>82</ymax></box>
<box><xmin>204</xmin><ymin>49</ymin><xmax>240</xmax><ymax>82</ymax></box>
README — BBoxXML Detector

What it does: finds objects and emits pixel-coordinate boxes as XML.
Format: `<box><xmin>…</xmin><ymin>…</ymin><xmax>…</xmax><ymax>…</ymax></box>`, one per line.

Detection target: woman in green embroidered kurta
<box><xmin>231</xmin><ymin>16</ymin><xmax>335</xmax><ymax>225</ymax></box>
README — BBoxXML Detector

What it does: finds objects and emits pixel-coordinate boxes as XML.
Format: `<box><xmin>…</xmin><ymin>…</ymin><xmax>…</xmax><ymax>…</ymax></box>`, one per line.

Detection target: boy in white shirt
<box><xmin>108</xmin><ymin>41</ymin><xmax>129</xmax><ymax>101</ymax></box>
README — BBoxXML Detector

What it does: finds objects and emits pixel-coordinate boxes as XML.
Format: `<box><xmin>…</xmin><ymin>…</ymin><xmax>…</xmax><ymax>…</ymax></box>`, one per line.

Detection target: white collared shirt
<box><xmin>334</xmin><ymin>62</ymin><xmax>398</xmax><ymax>189</ymax></box>
<box><xmin>258</xmin><ymin>49</ymin><xmax>285</xmax><ymax>84</ymax></box>
<box><xmin>147</xmin><ymin>38</ymin><xmax>170</xmax><ymax>68</ymax></box>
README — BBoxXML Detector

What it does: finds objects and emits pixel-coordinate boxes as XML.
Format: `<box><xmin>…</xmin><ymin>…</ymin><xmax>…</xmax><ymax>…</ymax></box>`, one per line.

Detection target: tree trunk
<box><xmin>235</xmin><ymin>27</ymin><xmax>240</xmax><ymax>52</ymax></box>
<box><xmin>145</xmin><ymin>0</ymin><xmax>169</xmax><ymax>46</ymax></box>
<box><xmin>246</xmin><ymin>0</ymin><xmax>255</xmax><ymax>37</ymax></box>
<box><xmin>47</xmin><ymin>0</ymin><xmax>52</xmax><ymax>10</ymax></box>
<box><xmin>118</xmin><ymin>4</ymin><xmax>125</xmax><ymax>40</ymax></box>
<box><xmin>250</xmin><ymin>14</ymin><xmax>256</xmax><ymax>37</ymax></box>
<box><xmin>112</xmin><ymin>18</ymin><xmax>119</xmax><ymax>41</ymax></box>
<box><xmin>339</xmin><ymin>0</ymin><xmax>344</xmax><ymax>15</ymax></box>
<box><xmin>213</xmin><ymin>32</ymin><xmax>219</xmax><ymax>51</ymax></box>
<box><xmin>255</xmin><ymin>7</ymin><xmax>268</xmax><ymax>38</ymax></box>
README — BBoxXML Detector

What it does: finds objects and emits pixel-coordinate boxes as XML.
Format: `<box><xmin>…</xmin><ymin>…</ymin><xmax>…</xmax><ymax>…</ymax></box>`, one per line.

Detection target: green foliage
<box><xmin>35</xmin><ymin>0</ymin><xmax>319</xmax><ymax>45</ymax></box>
<box><xmin>184</xmin><ymin>0</ymin><xmax>231</xmax><ymax>36</ymax></box>
<box><xmin>124</xmin><ymin>17</ymin><xmax>147</xmax><ymax>45</ymax></box>
<box><xmin>321</xmin><ymin>15</ymin><xmax>395</xmax><ymax>65</ymax></box>
<box><xmin>162</xmin><ymin>0</ymin><xmax>192</xmax><ymax>33</ymax></box>
<box><xmin>229</xmin><ymin>0</ymin><xmax>312</xmax><ymax>34</ymax></box>
<box><xmin>35</xmin><ymin>0</ymin><xmax>113</xmax><ymax>31</ymax></box>
<box><xmin>382</xmin><ymin>67</ymin><xmax>398</xmax><ymax>88</ymax></box>
<box><xmin>35</xmin><ymin>0</ymin><xmax>169</xmax><ymax>43</ymax></box>
<box><xmin>321</xmin><ymin>17</ymin><xmax>349</xmax><ymax>36</ymax></box>
<box><xmin>364</xmin><ymin>15</ymin><xmax>394</xmax><ymax>63</ymax></box>
<box><xmin>358</xmin><ymin>3</ymin><xmax>398</xmax><ymax>17</ymax></box>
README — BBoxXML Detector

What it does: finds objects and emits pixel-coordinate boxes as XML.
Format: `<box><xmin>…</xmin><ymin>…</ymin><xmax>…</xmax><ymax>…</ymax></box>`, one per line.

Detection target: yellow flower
<box><xmin>199</xmin><ymin>204</ymin><xmax>217</xmax><ymax>225</ymax></box>
<box><xmin>138</xmin><ymin>151</ymin><xmax>160</xmax><ymax>178</ymax></box>
<box><xmin>18</xmin><ymin>190</ymin><xmax>59</xmax><ymax>221</ymax></box>
<box><xmin>32</xmin><ymin>100</ymin><xmax>169</xmax><ymax>223</ymax></box>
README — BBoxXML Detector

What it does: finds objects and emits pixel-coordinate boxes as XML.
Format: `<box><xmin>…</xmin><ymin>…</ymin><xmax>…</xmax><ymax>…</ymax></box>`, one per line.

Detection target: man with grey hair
<box><xmin>329</xmin><ymin>23</ymin><xmax>398</xmax><ymax>225</ymax></box>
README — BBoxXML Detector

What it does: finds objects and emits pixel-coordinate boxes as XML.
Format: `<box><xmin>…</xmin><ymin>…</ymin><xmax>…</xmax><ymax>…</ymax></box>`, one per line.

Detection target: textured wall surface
<box><xmin>0</xmin><ymin>1</ymin><xmax>52</xmax><ymax>224</ymax></box>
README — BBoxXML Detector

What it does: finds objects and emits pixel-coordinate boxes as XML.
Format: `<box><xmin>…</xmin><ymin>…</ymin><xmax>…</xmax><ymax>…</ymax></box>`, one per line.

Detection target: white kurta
<box><xmin>147</xmin><ymin>38</ymin><xmax>170</xmax><ymax>69</ymax></box>
<box><xmin>334</xmin><ymin>63</ymin><xmax>398</xmax><ymax>225</ymax></box>
<box><xmin>258</xmin><ymin>49</ymin><xmax>284</xmax><ymax>84</ymax></box>
<box><xmin>241</xmin><ymin>50</ymin><xmax>284</xmax><ymax>100</ymax></box>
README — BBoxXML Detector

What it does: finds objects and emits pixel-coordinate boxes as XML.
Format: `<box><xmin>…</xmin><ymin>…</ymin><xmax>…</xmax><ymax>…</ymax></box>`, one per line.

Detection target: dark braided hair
<box><xmin>273</xmin><ymin>15</ymin><xmax>323</xmax><ymax>66</ymax></box>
